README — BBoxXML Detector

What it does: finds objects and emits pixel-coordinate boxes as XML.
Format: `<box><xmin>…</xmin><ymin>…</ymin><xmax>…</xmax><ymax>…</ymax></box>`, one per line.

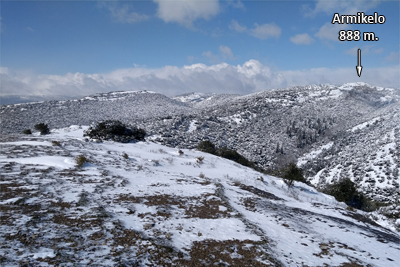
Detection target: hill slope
<box><xmin>1</xmin><ymin>83</ymin><xmax>399</xmax><ymax>207</ymax></box>
<box><xmin>0</xmin><ymin>127</ymin><xmax>399</xmax><ymax>266</ymax></box>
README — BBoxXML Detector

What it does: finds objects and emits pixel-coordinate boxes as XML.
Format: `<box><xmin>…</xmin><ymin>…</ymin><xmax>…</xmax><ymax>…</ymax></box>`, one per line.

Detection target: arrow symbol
<box><xmin>356</xmin><ymin>48</ymin><xmax>363</xmax><ymax>77</ymax></box>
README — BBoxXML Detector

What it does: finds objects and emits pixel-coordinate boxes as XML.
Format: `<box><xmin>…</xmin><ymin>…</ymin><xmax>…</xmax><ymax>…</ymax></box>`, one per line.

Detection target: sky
<box><xmin>0</xmin><ymin>0</ymin><xmax>399</xmax><ymax>100</ymax></box>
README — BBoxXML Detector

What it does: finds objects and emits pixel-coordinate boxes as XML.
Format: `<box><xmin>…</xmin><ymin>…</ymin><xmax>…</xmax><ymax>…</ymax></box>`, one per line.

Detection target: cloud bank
<box><xmin>1</xmin><ymin>61</ymin><xmax>398</xmax><ymax>101</ymax></box>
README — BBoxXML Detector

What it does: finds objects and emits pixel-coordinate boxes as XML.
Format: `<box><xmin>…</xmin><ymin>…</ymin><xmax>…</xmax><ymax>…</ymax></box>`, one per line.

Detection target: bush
<box><xmin>51</xmin><ymin>140</ymin><xmax>61</xmax><ymax>146</ymax></box>
<box><xmin>34</xmin><ymin>123</ymin><xmax>50</xmax><ymax>135</ymax></box>
<box><xmin>22</xmin><ymin>129</ymin><xmax>32</xmax><ymax>135</ymax></box>
<box><xmin>197</xmin><ymin>140</ymin><xmax>217</xmax><ymax>154</ymax></box>
<box><xmin>323</xmin><ymin>178</ymin><xmax>378</xmax><ymax>211</ymax></box>
<box><xmin>75</xmin><ymin>155</ymin><xmax>88</xmax><ymax>168</ymax></box>
<box><xmin>83</xmin><ymin>120</ymin><xmax>146</xmax><ymax>143</ymax></box>
<box><xmin>196</xmin><ymin>156</ymin><xmax>204</xmax><ymax>164</ymax></box>
<box><xmin>197</xmin><ymin>140</ymin><xmax>258</xmax><ymax>170</ymax></box>
<box><xmin>217</xmin><ymin>147</ymin><xmax>255</xmax><ymax>168</ymax></box>
<box><xmin>283</xmin><ymin>162</ymin><xmax>306</xmax><ymax>186</ymax></box>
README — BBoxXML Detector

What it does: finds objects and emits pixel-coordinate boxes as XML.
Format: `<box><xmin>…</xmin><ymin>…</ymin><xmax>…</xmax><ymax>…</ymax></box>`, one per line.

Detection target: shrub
<box><xmin>197</xmin><ymin>140</ymin><xmax>217</xmax><ymax>154</ymax></box>
<box><xmin>217</xmin><ymin>147</ymin><xmax>254</xmax><ymax>168</ymax></box>
<box><xmin>323</xmin><ymin>178</ymin><xmax>378</xmax><ymax>211</ymax></box>
<box><xmin>282</xmin><ymin>162</ymin><xmax>306</xmax><ymax>186</ymax></box>
<box><xmin>83</xmin><ymin>120</ymin><xmax>146</xmax><ymax>143</ymax></box>
<box><xmin>51</xmin><ymin>140</ymin><xmax>61</xmax><ymax>146</ymax></box>
<box><xmin>34</xmin><ymin>123</ymin><xmax>50</xmax><ymax>135</ymax></box>
<box><xmin>178</xmin><ymin>149</ymin><xmax>184</xmax><ymax>155</ymax></box>
<box><xmin>196</xmin><ymin>156</ymin><xmax>204</xmax><ymax>164</ymax></box>
<box><xmin>22</xmin><ymin>129</ymin><xmax>32</xmax><ymax>135</ymax></box>
<box><xmin>197</xmin><ymin>140</ymin><xmax>259</xmax><ymax>171</ymax></box>
<box><xmin>75</xmin><ymin>155</ymin><xmax>88</xmax><ymax>168</ymax></box>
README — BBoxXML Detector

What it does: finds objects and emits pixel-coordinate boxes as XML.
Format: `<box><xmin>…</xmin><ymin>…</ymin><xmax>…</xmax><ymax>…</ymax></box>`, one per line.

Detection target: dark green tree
<box><xmin>197</xmin><ymin>140</ymin><xmax>217</xmax><ymax>154</ymax></box>
<box><xmin>34</xmin><ymin>123</ymin><xmax>50</xmax><ymax>135</ymax></box>
<box><xmin>282</xmin><ymin>162</ymin><xmax>306</xmax><ymax>187</ymax></box>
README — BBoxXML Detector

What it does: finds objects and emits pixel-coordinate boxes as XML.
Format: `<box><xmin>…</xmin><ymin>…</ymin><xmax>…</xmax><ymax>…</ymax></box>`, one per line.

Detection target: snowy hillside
<box><xmin>1</xmin><ymin>82</ymin><xmax>399</xmax><ymax>212</ymax></box>
<box><xmin>0</xmin><ymin>126</ymin><xmax>399</xmax><ymax>266</ymax></box>
<box><xmin>0</xmin><ymin>91</ymin><xmax>192</xmax><ymax>135</ymax></box>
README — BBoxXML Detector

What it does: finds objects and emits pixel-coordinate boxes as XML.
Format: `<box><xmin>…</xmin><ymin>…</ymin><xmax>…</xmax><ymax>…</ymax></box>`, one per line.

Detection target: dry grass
<box><xmin>174</xmin><ymin>239</ymin><xmax>276</xmax><ymax>266</ymax></box>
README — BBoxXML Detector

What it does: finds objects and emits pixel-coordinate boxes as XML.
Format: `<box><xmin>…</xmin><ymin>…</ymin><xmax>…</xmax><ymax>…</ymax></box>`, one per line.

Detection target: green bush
<box><xmin>197</xmin><ymin>140</ymin><xmax>258</xmax><ymax>170</ymax></box>
<box><xmin>34</xmin><ymin>123</ymin><xmax>50</xmax><ymax>135</ymax></box>
<box><xmin>272</xmin><ymin>162</ymin><xmax>306</xmax><ymax>187</ymax></box>
<box><xmin>83</xmin><ymin>120</ymin><xmax>146</xmax><ymax>143</ymax></box>
<box><xmin>197</xmin><ymin>140</ymin><xmax>217</xmax><ymax>154</ymax></box>
<box><xmin>283</xmin><ymin>162</ymin><xmax>306</xmax><ymax>185</ymax></box>
<box><xmin>217</xmin><ymin>147</ymin><xmax>254</xmax><ymax>168</ymax></box>
<box><xmin>323</xmin><ymin>178</ymin><xmax>379</xmax><ymax>211</ymax></box>
<box><xmin>22</xmin><ymin>129</ymin><xmax>32</xmax><ymax>135</ymax></box>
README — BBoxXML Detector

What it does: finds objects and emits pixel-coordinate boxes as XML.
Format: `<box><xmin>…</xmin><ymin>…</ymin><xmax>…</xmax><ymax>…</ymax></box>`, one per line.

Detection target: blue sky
<box><xmin>1</xmin><ymin>0</ymin><xmax>399</xmax><ymax>99</ymax></box>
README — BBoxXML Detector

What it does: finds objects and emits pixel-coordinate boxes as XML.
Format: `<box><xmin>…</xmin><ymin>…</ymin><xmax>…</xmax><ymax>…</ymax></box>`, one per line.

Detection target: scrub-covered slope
<box><xmin>0</xmin><ymin>126</ymin><xmax>399</xmax><ymax>266</ymax></box>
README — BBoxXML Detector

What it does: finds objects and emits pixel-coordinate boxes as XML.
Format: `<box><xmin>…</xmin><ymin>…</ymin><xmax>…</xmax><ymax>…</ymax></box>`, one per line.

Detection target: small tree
<box><xmin>282</xmin><ymin>162</ymin><xmax>306</xmax><ymax>187</ymax></box>
<box><xmin>34</xmin><ymin>123</ymin><xmax>50</xmax><ymax>135</ymax></box>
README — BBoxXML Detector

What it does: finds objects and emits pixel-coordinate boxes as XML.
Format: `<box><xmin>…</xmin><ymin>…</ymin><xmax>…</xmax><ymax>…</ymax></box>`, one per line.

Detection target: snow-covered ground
<box><xmin>0</xmin><ymin>126</ymin><xmax>399</xmax><ymax>266</ymax></box>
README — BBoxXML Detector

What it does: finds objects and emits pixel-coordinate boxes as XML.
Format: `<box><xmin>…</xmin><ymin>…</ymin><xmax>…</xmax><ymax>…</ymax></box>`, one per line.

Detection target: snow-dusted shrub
<box><xmin>34</xmin><ymin>123</ymin><xmax>50</xmax><ymax>135</ymax></box>
<box><xmin>83</xmin><ymin>120</ymin><xmax>145</xmax><ymax>143</ymax></box>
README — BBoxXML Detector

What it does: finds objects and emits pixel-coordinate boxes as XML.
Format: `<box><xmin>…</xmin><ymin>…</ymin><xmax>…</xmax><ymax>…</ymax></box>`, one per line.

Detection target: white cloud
<box><xmin>154</xmin><ymin>0</ymin><xmax>220</xmax><ymax>27</ymax></box>
<box><xmin>187</xmin><ymin>55</ymin><xmax>195</xmax><ymax>63</ymax></box>
<box><xmin>290</xmin><ymin>33</ymin><xmax>314</xmax><ymax>45</ymax></box>
<box><xmin>250</xmin><ymin>23</ymin><xmax>281</xmax><ymax>39</ymax></box>
<box><xmin>315</xmin><ymin>22</ymin><xmax>343</xmax><ymax>41</ymax></box>
<box><xmin>1</xmin><ymin>61</ymin><xmax>398</xmax><ymax>100</ymax></box>
<box><xmin>227</xmin><ymin>0</ymin><xmax>245</xmax><ymax>10</ymax></box>
<box><xmin>229</xmin><ymin>20</ymin><xmax>247</xmax><ymax>33</ymax></box>
<box><xmin>345</xmin><ymin>45</ymin><xmax>384</xmax><ymax>55</ymax></box>
<box><xmin>219</xmin><ymin>45</ymin><xmax>234</xmax><ymax>60</ymax></box>
<box><xmin>303</xmin><ymin>0</ymin><xmax>381</xmax><ymax>17</ymax></box>
<box><xmin>385</xmin><ymin>52</ymin><xmax>399</xmax><ymax>62</ymax></box>
<box><xmin>101</xmin><ymin>2</ymin><xmax>149</xmax><ymax>23</ymax></box>
<box><xmin>201</xmin><ymin>45</ymin><xmax>234</xmax><ymax>63</ymax></box>
<box><xmin>230</xmin><ymin>20</ymin><xmax>281</xmax><ymax>40</ymax></box>
<box><xmin>202</xmin><ymin>51</ymin><xmax>220</xmax><ymax>64</ymax></box>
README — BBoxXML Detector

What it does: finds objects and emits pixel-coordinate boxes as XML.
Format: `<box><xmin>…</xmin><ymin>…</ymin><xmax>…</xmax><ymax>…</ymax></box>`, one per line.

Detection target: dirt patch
<box><xmin>241</xmin><ymin>197</ymin><xmax>259</xmax><ymax>212</ymax></box>
<box><xmin>235</xmin><ymin>183</ymin><xmax>283</xmax><ymax>201</ymax></box>
<box><xmin>52</xmin><ymin>214</ymin><xmax>103</xmax><ymax>228</ymax></box>
<box><xmin>117</xmin><ymin>193</ymin><xmax>231</xmax><ymax>219</ymax></box>
<box><xmin>174</xmin><ymin>239</ymin><xmax>276</xmax><ymax>266</ymax></box>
